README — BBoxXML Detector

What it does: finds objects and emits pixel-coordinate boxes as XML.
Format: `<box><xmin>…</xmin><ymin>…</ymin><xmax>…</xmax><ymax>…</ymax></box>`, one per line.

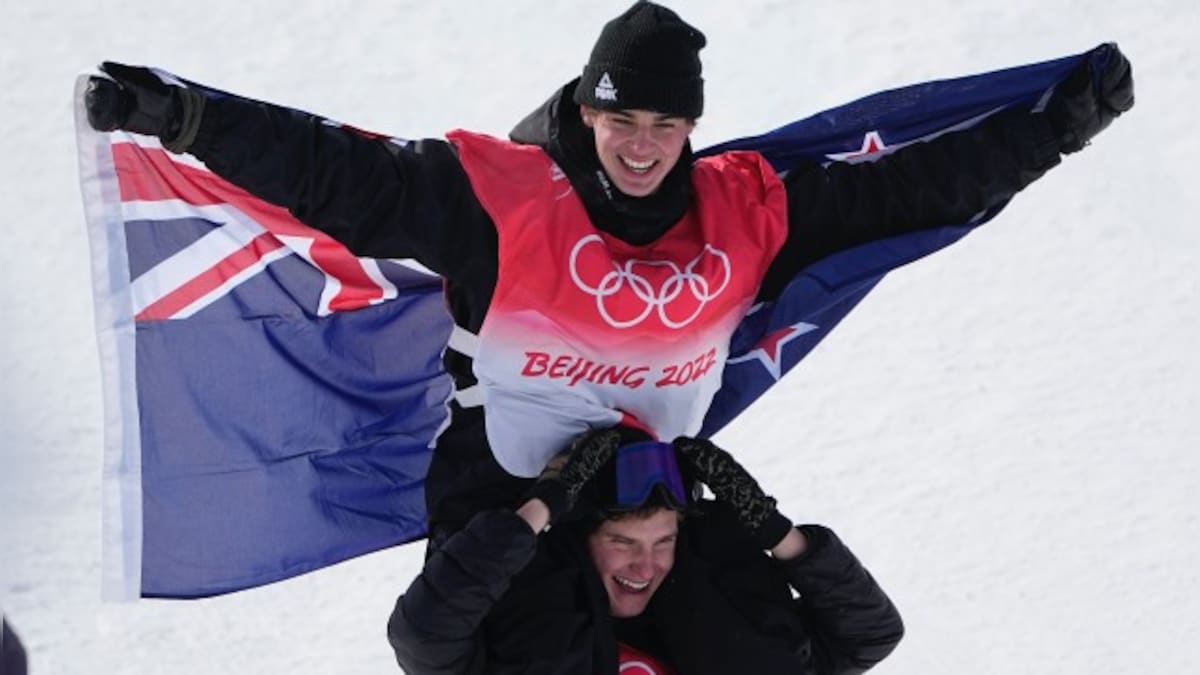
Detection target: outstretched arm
<box><xmin>187</xmin><ymin>94</ymin><xmax>488</xmax><ymax>273</ymax></box>
<box><xmin>763</xmin><ymin>109</ymin><xmax>1060</xmax><ymax>300</ymax></box>
<box><xmin>85</xmin><ymin>63</ymin><xmax>493</xmax><ymax>279</ymax></box>
<box><xmin>761</xmin><ymin>44</ymin><xmax>1134</xmax><ymax>301</ymax></box>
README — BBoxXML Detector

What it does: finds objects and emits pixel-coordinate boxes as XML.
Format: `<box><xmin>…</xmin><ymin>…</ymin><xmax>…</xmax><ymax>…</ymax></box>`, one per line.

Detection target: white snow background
<box><xmin>2</xmin><ymin>1</ymin><xmax>1198</xmax><ymax>673</ymax></box>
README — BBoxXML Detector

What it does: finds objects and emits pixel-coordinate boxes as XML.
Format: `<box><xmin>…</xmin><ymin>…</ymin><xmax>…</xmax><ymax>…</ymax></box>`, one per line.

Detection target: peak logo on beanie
<box><xmin>595</xmin><ymin>72</ymin><xmax>619</xmax><ymax>102</ymax></box>
<box><xmin>574</xmin><ymin>1</ymin><xmax>706</xmax><ymax>118</ymax></box>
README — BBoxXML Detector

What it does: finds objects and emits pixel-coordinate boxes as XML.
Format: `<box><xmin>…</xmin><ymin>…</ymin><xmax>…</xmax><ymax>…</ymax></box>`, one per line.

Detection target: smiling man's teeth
<box><xmin>620</xmin><ymin>156</ymin><xmax>655</xmax><ymax>173</ymax></box>
<box><xmin>615</xmin><ymin>576</ymin><xmax>650</xmax><ymax>591</ymax></box>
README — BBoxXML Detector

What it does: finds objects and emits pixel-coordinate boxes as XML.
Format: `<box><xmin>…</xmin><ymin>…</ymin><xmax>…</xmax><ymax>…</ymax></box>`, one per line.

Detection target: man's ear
<box><xmin>580</xmin><ymin>105</ymin><xmax>597</xmax><ymax>128</ymax></box>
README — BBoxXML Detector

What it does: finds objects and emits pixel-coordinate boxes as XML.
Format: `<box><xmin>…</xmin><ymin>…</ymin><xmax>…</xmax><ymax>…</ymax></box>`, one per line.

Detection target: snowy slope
<box><xmin>2</xmin><ymin>1</ymin><xmax>1197</xmax><ymax>673</ymax></box>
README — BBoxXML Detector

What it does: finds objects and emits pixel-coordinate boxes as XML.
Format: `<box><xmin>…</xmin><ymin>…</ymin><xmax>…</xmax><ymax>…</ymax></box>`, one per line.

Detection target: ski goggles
<box><xmin>614</xmin><ymin>441</ymin><xmax>689</xmax><ymax>511</ymax></box>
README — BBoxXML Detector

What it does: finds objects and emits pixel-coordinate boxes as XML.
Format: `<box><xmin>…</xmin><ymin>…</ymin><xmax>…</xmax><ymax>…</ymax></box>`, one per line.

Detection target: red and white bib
<box><xmin>617</xmin><ymin>642</ymin><xmax>675</xmax><ymax>675</ymax></box>
<box><xmin>449</xmin><ymin>130</ymin><xmax>787</xmax><ymax>476</ymax></box>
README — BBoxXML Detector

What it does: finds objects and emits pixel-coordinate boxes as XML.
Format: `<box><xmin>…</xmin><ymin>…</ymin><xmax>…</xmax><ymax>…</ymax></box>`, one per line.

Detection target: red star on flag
<box><xmin>825</xmin><ymin>130</ymin><xmax>889</xmax><ymax>164</ymax></box>
<box><xmin>727</xmin><ymin>321</ymin><xmax>819</xmax><ymax>381</ymax></box>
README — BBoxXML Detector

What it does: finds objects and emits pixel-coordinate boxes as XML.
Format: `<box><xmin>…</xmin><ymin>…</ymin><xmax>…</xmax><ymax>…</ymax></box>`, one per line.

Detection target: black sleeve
<box><xmin>188</xmin><ymin>94</ymin><xmax>494</xmax><ymax>280</ymax></box>
<box><xmin>386</xmin><ymin>510</ymin><xmax>538</xmax><ymax>675</ymax></box>
<box><xmin>779</xmin><ymin>525</ymin><xmax>904</xmax><ymax>675</ymax></box>
<box><xmin>760</xmin><ymin>109</ymin><xmax>1063</xmax><ymax>300</ymax></box>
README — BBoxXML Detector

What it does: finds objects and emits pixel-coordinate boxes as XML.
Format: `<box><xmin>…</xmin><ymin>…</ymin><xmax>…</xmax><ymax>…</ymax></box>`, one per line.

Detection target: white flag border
<box><xmin>75</xmin><ymin>74</ymin><xmax>144</xmax><ymax>602</ymax></box>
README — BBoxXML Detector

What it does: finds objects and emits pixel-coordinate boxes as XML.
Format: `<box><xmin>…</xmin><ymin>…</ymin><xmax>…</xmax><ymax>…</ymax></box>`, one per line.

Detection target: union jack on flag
<box><xmin>76</xmin><ymin>47</ymin><xmax>1104</xmax><ymax>599</ymax></box>
<box><xmin>116</xmin><ymin>136</ymin><xmax>418</xmax><ymax>321</ymax></box>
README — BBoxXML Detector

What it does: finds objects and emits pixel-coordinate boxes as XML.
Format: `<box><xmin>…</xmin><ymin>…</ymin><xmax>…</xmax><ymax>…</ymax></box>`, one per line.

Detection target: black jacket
<box><xmin>187</xmin><ymin>82</ymin><xmax>1062</xmax><ymax>532</ymax></box>
<box><xmin>387</xmin><ymin>503</ymin><xmax>903</xmax><ymax>675</ymax></box>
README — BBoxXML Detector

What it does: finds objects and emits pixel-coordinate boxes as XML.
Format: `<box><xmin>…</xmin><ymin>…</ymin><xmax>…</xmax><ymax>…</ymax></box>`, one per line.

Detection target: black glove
<box><xmin>1047</xmin><ymin>43</ymin><xmax>1134</xmax><ymax>154</ymax></box>
<box><xmin>673</xmin><ymin>437</ymin><xmax>793</xmax><ymax>550</ymax></box>
<box><xmin>524</xmin><ymin>427</ymin><xmax>624</xmax><ymax>524</ymax></box>
<box><xmin>85</xmin><ymin>62</ymin><xmax>204</xmax><ymax>153</ymax></box>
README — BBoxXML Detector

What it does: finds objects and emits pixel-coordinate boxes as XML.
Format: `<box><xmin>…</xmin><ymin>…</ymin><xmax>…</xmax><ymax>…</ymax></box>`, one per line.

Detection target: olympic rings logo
<box><xmin>568</xmin><ymin>234</ymin><xmax>732</xmax><ymax>329</ymax></box>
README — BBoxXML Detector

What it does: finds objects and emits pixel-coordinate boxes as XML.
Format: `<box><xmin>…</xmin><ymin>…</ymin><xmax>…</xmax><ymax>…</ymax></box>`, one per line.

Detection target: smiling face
<box><xmin>581</xmin><ymin>106</ymin><xmax>695</xmax><ymax>197</ymax></box>
<box><xmin>586</xmin><ymin>508</ymin><xmax>680</xmax><ymax>618</ymax></box>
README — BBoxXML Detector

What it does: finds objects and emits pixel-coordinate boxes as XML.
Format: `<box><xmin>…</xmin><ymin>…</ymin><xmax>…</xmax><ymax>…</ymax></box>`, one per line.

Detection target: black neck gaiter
<box><xmin>547</xmin><ymin>106</ymin><xmax>694</xmax><ymax>246</ymax></box>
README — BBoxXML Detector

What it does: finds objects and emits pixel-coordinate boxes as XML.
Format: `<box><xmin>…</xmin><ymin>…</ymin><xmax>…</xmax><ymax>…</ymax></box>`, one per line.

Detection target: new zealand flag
<box><xmin>75</xmin><ymin>45</ymin><xmax>1110</xmax><ymax>599</ymax></box>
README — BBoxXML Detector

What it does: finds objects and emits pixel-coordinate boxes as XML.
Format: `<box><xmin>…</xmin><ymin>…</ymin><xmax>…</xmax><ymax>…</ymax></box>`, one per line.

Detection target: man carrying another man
<box><xmin>387</xmin><ymin>427</ymin><xmax>904</xmax><ymax>675</ymax></box>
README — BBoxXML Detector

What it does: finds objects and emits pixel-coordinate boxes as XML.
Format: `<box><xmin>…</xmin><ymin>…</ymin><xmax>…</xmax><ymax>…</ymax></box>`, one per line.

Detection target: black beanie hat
<box><xmin>573</xmin><ymin>1</ymin><xmax>706</xmax><ymax>119</ymax></box>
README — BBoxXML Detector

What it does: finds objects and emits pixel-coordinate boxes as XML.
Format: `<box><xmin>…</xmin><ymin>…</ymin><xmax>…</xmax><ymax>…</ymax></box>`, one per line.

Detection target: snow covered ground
<box><xmin>2</xmin><ymin>0</ymin><xmax>1197</xmax><ymax>673</ymax></box>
